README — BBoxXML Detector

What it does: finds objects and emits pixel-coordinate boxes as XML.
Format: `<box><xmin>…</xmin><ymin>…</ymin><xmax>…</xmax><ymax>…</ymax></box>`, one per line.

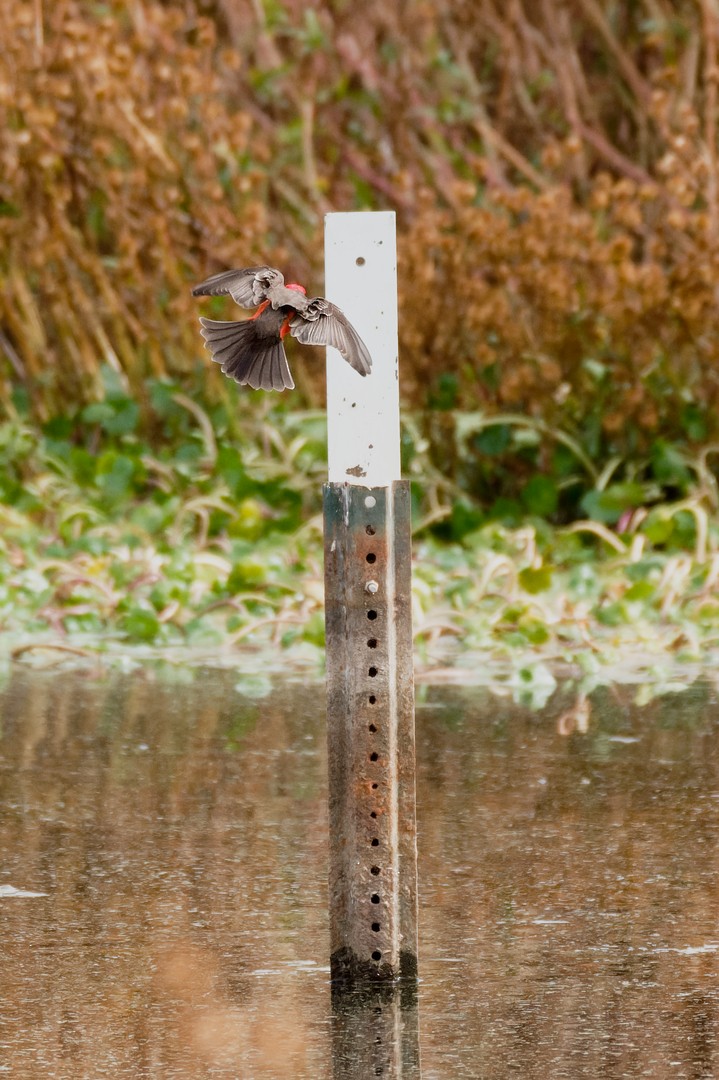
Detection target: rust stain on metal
<box><xmin>324</xmin><ymin>480</ymin><xmax>418</xmax><ymax>986</ymax></box>
<box><xmin>345</xmin><ymin>464</ymin><xmax>367</xmax><ymax>477</ymax></box>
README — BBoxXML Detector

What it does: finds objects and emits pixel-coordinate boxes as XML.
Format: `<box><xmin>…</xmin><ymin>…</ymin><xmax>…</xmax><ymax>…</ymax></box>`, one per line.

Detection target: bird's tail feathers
<box><xmin>199</xmin><ymin>318</ymin><xmax>294</xmax><ymax>392</ymax></box>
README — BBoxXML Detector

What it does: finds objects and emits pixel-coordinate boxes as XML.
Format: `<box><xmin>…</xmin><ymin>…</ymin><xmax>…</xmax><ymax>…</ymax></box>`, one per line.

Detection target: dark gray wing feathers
<box><xmin>198</xmin><ymin>316</ymin><xmax>294</xmax><ymax>391</ymax></box>
<box><xmin>289</xmin><ymin>299</ymin><xmax>372</xmax><ymax>376</ymax></box>
<box><xmin>193</xmin><ymin>270</ymin><xmax>372</xmax><ymax>387</ymax></box>
<box><xmin>191</xmin><ymin>266</ymin><xmax>284</xmax><ymax>308</ymax></box>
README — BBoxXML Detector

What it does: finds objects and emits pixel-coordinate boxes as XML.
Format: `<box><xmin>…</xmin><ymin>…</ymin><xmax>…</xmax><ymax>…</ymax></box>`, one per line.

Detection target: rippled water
<box><xmin>1</xmin><ymin>667</ymin><xmax>718</xmax><ymax>1078</ymax></box>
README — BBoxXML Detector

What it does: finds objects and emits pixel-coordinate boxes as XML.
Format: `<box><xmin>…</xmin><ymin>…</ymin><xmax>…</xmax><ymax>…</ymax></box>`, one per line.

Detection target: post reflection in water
<box><xmin>331</xmin><ymin>984</ymin><xmax>421</xmax><ymax>1080</ymax></box>
<box><xmin>2</xmin><ymin>666</ymin><xmax>719</xmax><ymax>1077</ymax></box>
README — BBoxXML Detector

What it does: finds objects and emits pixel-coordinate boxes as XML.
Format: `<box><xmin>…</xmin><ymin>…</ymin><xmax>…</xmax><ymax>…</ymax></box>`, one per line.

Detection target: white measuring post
<box><xmin>323</xmin><ymin>211</ymin><xmax>418</xmax><ymax>988</ymax></box>
<box><xmin>325</xmin><ymin>212</ymin><xmax>401</xmax><ymax>485</ymax></box>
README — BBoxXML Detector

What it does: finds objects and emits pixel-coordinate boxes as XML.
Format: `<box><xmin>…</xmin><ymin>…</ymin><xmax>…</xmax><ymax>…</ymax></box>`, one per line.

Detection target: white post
<box><xmin>325</xmin><ymin>211</ymin><xmax>401</xmax><ymax>486</ymax></box>
<box><xmin>323</xmin><ymin>211</ymin><xmax>418</xmax><ymax>989</ymax></box>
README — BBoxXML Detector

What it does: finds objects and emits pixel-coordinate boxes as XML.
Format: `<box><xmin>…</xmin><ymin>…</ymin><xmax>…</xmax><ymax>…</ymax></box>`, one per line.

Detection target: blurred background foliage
<box><xmin>2</xmin><ymin>0</ymin><xmax>719</xmax><ymax>522</ymax></box>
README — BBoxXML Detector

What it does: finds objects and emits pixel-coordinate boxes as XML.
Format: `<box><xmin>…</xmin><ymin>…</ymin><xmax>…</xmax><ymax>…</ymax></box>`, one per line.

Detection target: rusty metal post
<box><xmin>323</xmin><ymin>212</ymin><xmax>418</xmax><ymax>987</ymax></box>
<box><xmin>324</xmin><ymin>481</ymin><xmax>418</xmax><ymax>985</ymax></box>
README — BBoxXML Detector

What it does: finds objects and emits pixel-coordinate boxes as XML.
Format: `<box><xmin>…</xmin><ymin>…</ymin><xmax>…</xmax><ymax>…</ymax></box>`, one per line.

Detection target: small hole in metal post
<box><xmin>372</xmin><ymin>922</ymin><xmax>381</xmax><ymax>932</ymax></box>
<box><xmin>371</xmin><ymin>838</ymin><xmax>379</xmax><ymax>846</ymax></box>
<box><xmin>365</xmin><ymin>495</ymin><xmax>376</xmax><ymax>508</ymax></box>
<box><xmin>371</xmin><ymin>865</ymin><xmax>381</xmax><ymax>874</ymax></box>
<box><xmin>366</xmin><ymin>552</ymin><xmax>377</xmax><ymax>564</ymax></box>
<box><xmin>371</xmin><ymin>893</ymin><xmax>380</xmax><ymax>903</ymax></box>
<box><xmin>370</xmin><ymin>811</ymin><xmax>377</xmax><ymax>819</ymax></box>
<box><xmin>368</xmin><ymin>695</ymin><xmax>376</xmax><ymax>704</ymax></box>
<box><xmin>372</xmin><ymin>950</ymin><xmax>382</xmax><ymax>961</ymax></box>
<box><xmin>356</xmin><ymin>256</ymin><xmax>366</xmax><ymax>266</ymax></box>
<box><xmin>369</xmin><ymin>723</ymin><xmax>377</xmax><ymax>732</ymax></box>
<box><xmin>367</xmin><ymin>610</ymin><xmax>378</xmax><ymax>621</ymax></box>
<box><xmin>366</xmin><ymin>525</ymin><xmax>376</xmax><ymax>536</ymax></box>
<box><xmin>367</xmin><ymin>638</ymin><xmax>378</xmax><ymax>649</ymax></box>
<box><xmin>370</xmin><ymin>752</ymin><xmax>379</xmax><ymax>761</ymax></box>
<box><xmin>371</xmin><ymin>783</ymin><xmax>378</xmax><ymax>790</ymax></box>
<box><xmin>368</xmin><ymin>667</ymin><xmax>378</xmax><ymax>677</ymax></box>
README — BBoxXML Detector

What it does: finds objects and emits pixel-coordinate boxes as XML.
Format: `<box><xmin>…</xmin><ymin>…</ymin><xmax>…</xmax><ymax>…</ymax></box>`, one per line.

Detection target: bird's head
<box><xmin>286</xmin><ymin>283</ymin><xmax>307</xmax><ymax>296</ymax></box>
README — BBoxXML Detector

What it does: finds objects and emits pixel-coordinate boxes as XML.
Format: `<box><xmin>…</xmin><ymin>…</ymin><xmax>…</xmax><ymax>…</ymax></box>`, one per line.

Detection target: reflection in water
<box><xmin>417</xmin><ymin>679</ymin><xmax>719</xmax><ymax>1079</ymax></box>
<box><xmin>1</xmin><ymin>667</ymin><xmax>719</xmax><ymax>1076</ymax></box>
<box><xmin>331</xmin><ymin>984</ymin><xmax>420</xmax><ymax>1079</ymax></box>
<box><xmin>0</xmin><ymin>667</ymin><xmax>331</xmax><ymax>1078</ymax></box>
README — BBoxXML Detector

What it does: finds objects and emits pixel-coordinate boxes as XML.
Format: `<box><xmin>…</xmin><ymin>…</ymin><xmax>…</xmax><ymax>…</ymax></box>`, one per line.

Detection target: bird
<box><xmin>191</xmin><ymin>265</ymin><xmax>372</xmax><ymax>391</ymax></box>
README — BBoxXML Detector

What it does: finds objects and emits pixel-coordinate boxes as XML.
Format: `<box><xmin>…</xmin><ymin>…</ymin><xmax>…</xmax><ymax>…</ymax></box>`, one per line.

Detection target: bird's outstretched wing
<box><xmin>192</xmin><ymin>266</ymin><xmax>285</xmax><ymax>309</ymax></box>
<box><xmin>199</xmin><ymin>317</ymin><xmax>295</xmax><ymax>392</ymax></box>
<box><xmin>289</xmin><ymin>298</ymin><xmax>372</xmax><ymax>376</ymax></box>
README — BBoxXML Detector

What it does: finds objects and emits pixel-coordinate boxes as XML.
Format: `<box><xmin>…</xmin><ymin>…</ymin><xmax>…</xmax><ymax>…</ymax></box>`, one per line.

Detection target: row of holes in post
<box><xmin>357</xmin><ymin>264</ymin><xmax>390</xmax><ymax>1071</ymax></box>
<box><xmin>364</xmin><ymin>495</ymin><xmax>383</xmax><ymax>963</ymax></box>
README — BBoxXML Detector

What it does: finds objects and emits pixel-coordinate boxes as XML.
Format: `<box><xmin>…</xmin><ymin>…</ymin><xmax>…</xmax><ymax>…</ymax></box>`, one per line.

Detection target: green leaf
<box><xmin>651</xmin><ymin>439</ymin><xmax>690</xmax><ymax>488</ymax></box>
<box><xmin>581</xmin><ymin>483</ymin><xmax>646</xmax><ymax>524</ymax></box>
<box><xmin>681</xmin><ymin>404</ymin><xmax>707</xmax><ymax>442</ymax></box>
<box><xmin>99</xmin><ymin>364</ymin><xmax>129</xmax><ymax>401</ymax></box>
<box><xmin>81</xmin><ymin>402</ymin><xmax>115</xmax><ymax>425</ymax></box>
<box><xmin>673</xmin><ymin>509</ymin><xmax>697</xmax><ymax>547</ymax></box>
<box><xmin>624</xmin><ymin>557</ymin><xmax>664</xmax><ymax>581</ymax></box>
<box><xmin>303</xmin><ymin>612</ymin><xmax>325</xmax><ymax>646</ymax></box>
<box><xmin>522</xmin><ymin>619</ymin><xmax>551</xmax><ymax>644</ymax></box>
<box><xmin>42</xmin><ymin>416</ymin><xmax>74</xmax><ymax>439</ymax></box>
<box><xmin>216</xmin><ymin>445</ymin><xmax>253</xmax><ymax>500</ymax></box>
<box><xmin>95</xmin><ymin>452</ymin><xmax>136</xmax><ymax>502</ymax></box>
<box><xmin>428</xmin><ymin>373</ymin><xmax>459</xmax><ymax>411</ymax></box>
<box><xmin>227</xmin><ymin>558</ymin><xmax>267</xmax><ymax>591</ymax></box>
<box><xmin>696</xmin><ymin>603</ymin><xmax>719</xmax><ymax>624</ymax></box>
<box><xmin>103</xmin><ymin>400</ymin><xmax>140</xmax><ymax>436</ymax></box>
<box><xmin>487</xmin><ymin>497</ymin><xmax>522</xmax><ymax>525</ymax></box>
<box><xmin>121</xmin><ymin>608</ymin><xmax>161</xmax><ymax>642</ymax></box>
<box><xmin>642</xmin><ymin>512</ymin><xmax>674</xmax><ymax>544</ymax></box>
<box><xmin>148</xmin><ymin>380</ymin><xmax>176</xmax><ymax>416</ymax></box>
<box><xmin>519</xmin><ymin>566</ymin><xmax>553</xmax><ymax>594</ymax></box>
<box><xmin>474</xmin><ymin>424</ymin><xmax>511</xmax><ymax>455</ymax></box>
<box><xmin>450</xmin><ymin>499</ymin><xmax>484</xmax><ymax>541</ymax></box>
<box><xmin>521</xmin><ymin>476</ymin><xmax>558</xmax><ymax>517</ymax></box>
<box><xmin>624</xmin><ymin>581</ymin><xmax>655</xmax><ymax>602</ymax></box>
<box><xmin>595</xmin><ymin>601</ymin><xmax>629</xmax><ymax>626</ymax></box>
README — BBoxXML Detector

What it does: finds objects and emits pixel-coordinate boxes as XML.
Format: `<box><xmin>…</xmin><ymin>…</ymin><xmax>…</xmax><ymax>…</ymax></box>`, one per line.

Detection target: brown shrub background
<box><xmin>2</xmin><ymin>0</ymin><xmax>719</xmax><ymax>457</ymax></box>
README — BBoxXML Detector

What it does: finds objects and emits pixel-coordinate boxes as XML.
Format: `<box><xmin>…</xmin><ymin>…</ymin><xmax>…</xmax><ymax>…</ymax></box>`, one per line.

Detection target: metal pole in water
<box><xmin>323</xmin><ymin>211</ymin><xmax>418</xmax><ymax>987</ymax></box>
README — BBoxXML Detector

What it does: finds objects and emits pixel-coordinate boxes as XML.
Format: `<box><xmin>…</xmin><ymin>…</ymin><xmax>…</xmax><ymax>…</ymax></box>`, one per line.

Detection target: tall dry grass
<box><xmin>0</xmin><ymin>1</ymin><xmax>270</xmax><ymax>416</ymax></box>
<box><xmin>1</xmin><ymin>0</ymin><xmax>719</xmax><ymax>456</ymax></box>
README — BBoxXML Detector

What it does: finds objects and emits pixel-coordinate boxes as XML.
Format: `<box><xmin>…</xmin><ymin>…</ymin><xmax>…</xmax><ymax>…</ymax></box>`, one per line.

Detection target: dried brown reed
<box><xmin>1</xmin><ymin>0</ymin><xmax>718</xmax><ymax>445</ymax></box>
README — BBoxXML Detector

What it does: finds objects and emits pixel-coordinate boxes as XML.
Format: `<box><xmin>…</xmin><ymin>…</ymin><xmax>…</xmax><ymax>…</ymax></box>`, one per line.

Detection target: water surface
<box><xmin>1</xmin><ymin>667</ymin><xmax>718</xmax><ymax>1078</ymax></box>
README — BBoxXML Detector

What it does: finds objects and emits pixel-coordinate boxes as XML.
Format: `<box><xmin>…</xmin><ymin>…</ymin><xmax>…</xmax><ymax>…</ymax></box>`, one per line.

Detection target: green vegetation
<box><xmin>2</xmin><ymin>2</ymin><xmax>719</xmax><ymax>678</ymax></box>
<box><xmin>0</xmin><ymin>380</ymin><xmax>326</xmax><ymax>657</ymax></box>
<box><xmin>3</xmin><ymin>379</ymin><xmax>719</xmax><ymax>682</ymax></box>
